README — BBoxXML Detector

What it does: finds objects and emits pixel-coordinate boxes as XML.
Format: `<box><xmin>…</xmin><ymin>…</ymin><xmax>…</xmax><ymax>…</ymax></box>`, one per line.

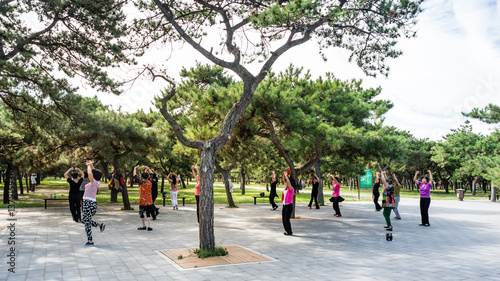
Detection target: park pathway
<box><xmin>1</xmin><ymin>198</ymin><xmax>499</xmax><ymax>280</ymax></box>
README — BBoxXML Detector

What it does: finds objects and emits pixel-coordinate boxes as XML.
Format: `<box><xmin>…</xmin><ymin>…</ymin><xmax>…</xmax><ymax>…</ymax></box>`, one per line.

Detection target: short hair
<box><xmin>422</xmin><ymin>176</ymin><xmax>429</xmax><ymax>182</ymax></box>
<box><xmin>386</xmin><ymin>179</ymin><xmax>393</xmax><ymax>185</ymax></box>
<box><xmin>142</xmin><ymin>172</ymin><xmax>149</xmax><ymax>179</ymax></box>
<box><xmin>92</xmin><ymin>169</ymin><xmax>102</xmax><ymax>181</ymax></box>
<box><xmin>83</xmin><ymin>171</ymin><xmax>88</xmax><ymax>178</ymax></box>
<box><xmin>71</xmin><ymin>173</ymin><xmax>79</xmax><ymax>179</ymax></box>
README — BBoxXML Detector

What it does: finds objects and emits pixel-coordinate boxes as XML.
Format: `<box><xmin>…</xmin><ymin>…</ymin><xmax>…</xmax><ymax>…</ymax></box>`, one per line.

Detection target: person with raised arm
<box><xmin>380</xmin><ymin>171</ymin><xmax>395</xmax><ymax>231</ymax></box>
<box><xmin>149</xmin><ymin>168</ymin><xmax>159</xmax><ymax>218</ymax></box>
<box><xmin>282</xmin><ymin>171</ymin><xmax>296</xmax><ymax>235</ymax></box>
<box><xmin>373</xmin><ymin>172</ymin><xmax>382</xmax><ymax>211</ymax></box>
<box><xmin>134</xmin><ymin>165</ymin><xmax>154</xmax><ymax>231</ymax></box>
<box><xmin>64</xmin><ymin>167</ymin><xmax>84</xmax><ymax>222</ymax></box>
<box><xmin>308</xmin><ymin>173</ymin><xmax>320</xmax><ymax>209</ymax></box>
<box><xmin>328</xmin><ymin>174</ymin><xmax>342</xmax><ymax>217</ymax></box>
<box><xmin>414</xmin><ymin>170</ymin><xmax>433</xmax><ymax>226</ymax></box>
<box><xmin>392</xmin><ymin>173</ymin><xmax>402</xmax><ymax>220</ymax></box>
<box><xmin>167</xmin><ymin>172</ymin><xmax>179</xmax><ymax>210</ymax></box>
<box><xmin>82</xmin><ymin>160</ymin><xmax>105</xmax><ymax>246</ymax></box>
<box><xmin>269</xmin><ymin>171</ymin><xmax>279</xmax><ymax>210</ymax></box>
<box><xmin>192</xmin><ymin>165</ymin><xmax>201</xmax><ymax>223</ymax></box>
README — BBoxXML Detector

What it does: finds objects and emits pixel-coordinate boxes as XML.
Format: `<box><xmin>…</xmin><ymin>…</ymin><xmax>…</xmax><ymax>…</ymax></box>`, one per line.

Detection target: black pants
<box><xmin>332</xmin><ymin>197</ymin><xmax>341</xmax><ymax>215</ymax></box>
<box><xmin>139</xmin><ymin>205</ymin><xmax>154</xmax><ymax>218</ymax></box>
<box><xmin>195</xmin><ymin>195</ymin><xmax>200</xmax><ymax>223</ymax></box>
<box><xmin>282</xmin><ymin>204</ymin><xmax>293</xmax><ymax>234</ymax></box>
<box><xmin>420</xmin><ymin>197</ymin><xmax>431</xmax><ymax>225</ymax></box>
<box><xmin>269</xmin><ymin>194</ymin><xmax>278</xmax><ymax>209</ymax></box>
<box><xmin>308</xmin><ymin>191</ymin><xmax>319</xmax><ymax>208</ymax></box>
<box><xmin>69</xmin><ymin>194</ymin><xmax>81</xmax><ymax>221</ymax></box>
<box><xmin>373</xmin><ymin>192</ymin><xmax>382</xmax><ymax>211</ymax></box>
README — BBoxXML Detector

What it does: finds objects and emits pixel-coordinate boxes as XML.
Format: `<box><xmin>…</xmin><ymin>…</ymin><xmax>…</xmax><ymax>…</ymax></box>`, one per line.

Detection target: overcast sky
<box><xmin>90</xmin><ymin>0</ymin><xmax>500</xmax><ymax>141</ymax></box>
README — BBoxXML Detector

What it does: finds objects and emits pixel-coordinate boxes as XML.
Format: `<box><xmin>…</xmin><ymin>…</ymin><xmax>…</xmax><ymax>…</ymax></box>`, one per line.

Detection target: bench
<box><xmin>252</xmin><ymin>195</ymin><xmax>267</xmax><ymax>205</ymax></box>
<box><xmin>162</xmin><ymin>196</ymin><xmax>187</xmax><ymax>206</ymax></box>
<box><xmin>44</xmin><ymin>198</ymin><xmax>67</xmax><ymax>209</ymax></box>
<box><xmin>488</xmin><ymin>194</ymin><xmax>500</xmax><ymax>200</ymax></box>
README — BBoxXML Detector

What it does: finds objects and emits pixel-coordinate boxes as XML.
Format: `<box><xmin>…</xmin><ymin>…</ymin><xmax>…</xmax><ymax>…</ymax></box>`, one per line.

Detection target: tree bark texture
<box><xmin>3</xmin><ymin>165</ymin><xmax>10</xmax><ymax>204</ymax></box>
<box><xmin>199</xmin><ymin>148</ymin><xmax>216</xmax><ymax>251</ymax></box>
<box><xmin>10</xmin><ymin>169</ymin><xmax>17</xmax><ymax>200</ymax></box>
<box><xmin>17</xmin><ymin>169</ymin><xmax>23</xmax><ymax>195</ymax></box>
<box><xmin>240</xmin><ymin>167</ymin><xmax>245</xmax><ymax>195</ymax></box>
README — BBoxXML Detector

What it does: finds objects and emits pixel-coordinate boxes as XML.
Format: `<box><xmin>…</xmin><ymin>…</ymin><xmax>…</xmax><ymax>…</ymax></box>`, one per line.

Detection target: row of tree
<box><xmin>5</xmin><ymin>1</ymin><xmax>498</xmax><ymax>253</ymax></box>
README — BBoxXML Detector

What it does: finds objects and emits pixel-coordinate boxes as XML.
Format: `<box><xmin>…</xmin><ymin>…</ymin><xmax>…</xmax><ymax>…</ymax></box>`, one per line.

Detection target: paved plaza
<box><xmin>1</xmin><ymin>197</ymin><xmax>499</xmax><ymax>280</ymax></box>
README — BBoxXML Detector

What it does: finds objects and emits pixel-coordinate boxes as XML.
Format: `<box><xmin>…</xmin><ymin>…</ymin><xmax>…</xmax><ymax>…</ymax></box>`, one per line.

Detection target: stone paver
<box><xmin>1</xmin><ymin>196</ymin><xmax>500</xmax><ymax>280</ymax></box>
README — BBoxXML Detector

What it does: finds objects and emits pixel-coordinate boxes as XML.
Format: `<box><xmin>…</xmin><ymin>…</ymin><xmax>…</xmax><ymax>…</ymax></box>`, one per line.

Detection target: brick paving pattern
<box><xmin>1</xmin><ymin>198</ymin><xmax>499</xmax><ymax>280</ymax></box>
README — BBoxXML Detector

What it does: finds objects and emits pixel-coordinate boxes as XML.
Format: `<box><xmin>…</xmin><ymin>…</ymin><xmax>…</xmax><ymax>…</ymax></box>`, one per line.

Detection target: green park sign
<box><xmin>360</xmin><ymin>169</ymin><xmax>373</xmax><ymax>189</ymax></box>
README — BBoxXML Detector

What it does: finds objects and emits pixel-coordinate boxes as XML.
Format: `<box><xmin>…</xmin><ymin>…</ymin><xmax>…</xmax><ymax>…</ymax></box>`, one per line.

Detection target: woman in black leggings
<box><xmin>308</xmin><ymin>173</ymin><xmax>320</xmax><ymax>209</ymax></box>
<box><xmin>269</xmin><ymin>171</ymin><xmax>279</xmax><ymax>210</ymax></box>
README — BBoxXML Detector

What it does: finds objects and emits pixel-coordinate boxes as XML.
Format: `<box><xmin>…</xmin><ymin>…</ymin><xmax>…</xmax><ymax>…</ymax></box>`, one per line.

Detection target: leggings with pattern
<box><xmin>82</xmin><ymin>200</ymin><xmax>99</xmax><ymax>241</ymax></box>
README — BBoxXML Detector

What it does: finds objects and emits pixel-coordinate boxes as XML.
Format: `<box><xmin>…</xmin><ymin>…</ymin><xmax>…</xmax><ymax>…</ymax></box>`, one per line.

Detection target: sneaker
<box><xmin>138</xmin><ymin>226</ymin><xmax>146</xmax><ymax>230</ymax></box>
<box><xmin>147</xmin><ymin>227</ymin><xmax>153</xmax><ymax>231</ymax></box>
<box><xmin>100</xmin><ymin>223</ymin><xmax>106</xmax><ymax>233</ymax></box>
<box><xmin>84</xmin><ymin>242</ymin><xmax>94</xmax><ymax>246</ymax></box>
<box><xmin>395</xmin><ymin>217</ymin><xmax>402</xmax><ymax>220</ymax></box>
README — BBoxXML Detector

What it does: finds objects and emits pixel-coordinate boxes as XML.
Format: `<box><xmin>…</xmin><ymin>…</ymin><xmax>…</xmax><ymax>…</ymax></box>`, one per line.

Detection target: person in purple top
<box><xmin>414</xmin><ymin>170</ymin><xmax>433</xmax><ymax>226</ymax></box>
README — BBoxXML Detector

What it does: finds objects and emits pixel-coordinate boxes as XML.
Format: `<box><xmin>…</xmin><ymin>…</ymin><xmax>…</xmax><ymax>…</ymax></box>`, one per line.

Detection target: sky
<box><xmin>88</xmin><ymin>0</ymin><xmax>500</xmax><ymax>141</ymax></box>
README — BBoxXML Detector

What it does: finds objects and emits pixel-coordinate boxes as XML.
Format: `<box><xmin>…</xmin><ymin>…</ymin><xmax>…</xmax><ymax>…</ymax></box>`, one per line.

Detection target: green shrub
<box><xmin>194</xmin><ymin>247</ymin><xmax>228</xmax><ymax>259</ymax></box>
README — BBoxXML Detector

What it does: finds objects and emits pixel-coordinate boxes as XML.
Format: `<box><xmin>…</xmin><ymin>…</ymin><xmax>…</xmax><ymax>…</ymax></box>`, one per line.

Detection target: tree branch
<box><xmin>3</xmin><ymin>13</ymin><xmax>62</xmax><ymax>60</ymax></box>
<box><xmin>153</xmin><ymin>0</ymin><xmax>253</xmax><ymax>80</ymax></box>
<box><xmin>156</xmin><ymin>76</ymin><xmax>204</xmax><ymax>149</ymax></box>
<box><xmin>257</xmin><ymin>17</ymin><xmax>328</xmax><ymax>82</ymax></box>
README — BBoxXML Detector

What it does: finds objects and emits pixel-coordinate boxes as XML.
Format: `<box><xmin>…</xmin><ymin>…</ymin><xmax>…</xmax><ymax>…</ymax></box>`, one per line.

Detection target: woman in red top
<box><xmin>134</xmin><ymin>165</ymin><xmax>154</xmax><ymax>231</ymax></box>
<box><xmin>192</xmin><ymin>165</ymin><xmax>201</xmax><ymax>223</ymax></box>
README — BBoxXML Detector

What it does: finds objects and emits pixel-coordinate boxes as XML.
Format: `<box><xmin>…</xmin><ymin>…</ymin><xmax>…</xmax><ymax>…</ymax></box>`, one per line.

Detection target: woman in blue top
<box><xmin>414</xmin><ymin>170</ymin><xmax>433</xmax><ymax>226</ymax></box>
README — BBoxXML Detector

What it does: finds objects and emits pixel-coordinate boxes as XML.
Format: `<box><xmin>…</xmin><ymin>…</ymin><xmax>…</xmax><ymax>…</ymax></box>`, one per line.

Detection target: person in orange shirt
<box><xmin>134</xmin><ymin>165</ymin><xmax>154</xmax><ymax>231</ymax></box>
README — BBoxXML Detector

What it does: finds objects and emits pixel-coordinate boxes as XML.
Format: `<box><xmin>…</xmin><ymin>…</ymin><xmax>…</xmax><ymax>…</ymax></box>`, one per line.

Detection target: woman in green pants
<box><xmin>380</xmin><ymin>171</ymin><xmax>395</xmax><ymax>231</ymax></box>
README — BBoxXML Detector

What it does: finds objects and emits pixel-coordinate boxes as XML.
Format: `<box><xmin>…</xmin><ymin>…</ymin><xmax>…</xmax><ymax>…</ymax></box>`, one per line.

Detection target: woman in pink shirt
<box><xmin>82</xmin><ymin>160</ymin><xmax>105</xmax><ymax>246</ymax></box>
<box><xmin>192</xmin><ymin>165</ymin><xmax>201</xmax><ymax>223</ymax></box>
<box><xmin>329</xmin><ymin>174</ymin><xmax>342</xmax><ymax>217</ymax></box>
<box><xmin>282</xmin><ymin>171</ymin><xmax>296</xmax><ymax>235</ymax></box>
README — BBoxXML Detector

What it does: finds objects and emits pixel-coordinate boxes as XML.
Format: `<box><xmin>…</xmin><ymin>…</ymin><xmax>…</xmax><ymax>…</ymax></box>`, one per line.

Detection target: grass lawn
<box><xmin>0</xmin><ymin>179</ymin><xmax>494</xmax><ymax>208</ymax></box>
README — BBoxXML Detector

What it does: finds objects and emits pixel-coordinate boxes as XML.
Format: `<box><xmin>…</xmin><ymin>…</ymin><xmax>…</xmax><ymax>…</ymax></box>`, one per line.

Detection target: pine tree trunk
<box><xmin>121</xmin><ymin>184</ymin><xmax>131</xmax><ymax>209</ymax></box>
<box><xmin>240</xmin><ymin>168</ymin><xmax>245</xmax><ymax>195</ymax></box>
<box><xmin>4</xmin><ymin>165</ymin><xmax>11</xmax><ymax>204</ymax></box>
<box><xmin>221</xmin><ymin>169</ymin><xmax>236</xmax><ymax>207</ymax></box>
<box><xmin>17</xmin><ymin>169</ymin><xmax>23</xmax><ymax>195</ymax></box>
<box><xmin>10</xmin><ymin>168</ymin><xmax>18</xmax><ymax>200</ymax></box>
<box><xmin>199</xmin><ymin>148</ymin><xmax>215</xmax><ymax>251</ymax></box>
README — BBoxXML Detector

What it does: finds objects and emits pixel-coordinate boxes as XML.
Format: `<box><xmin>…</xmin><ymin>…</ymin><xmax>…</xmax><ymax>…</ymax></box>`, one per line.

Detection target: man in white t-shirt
<box><xmin>30</xmin><ymin>173</ymin><xmax>37</xmax><ymax>193</ymax></box>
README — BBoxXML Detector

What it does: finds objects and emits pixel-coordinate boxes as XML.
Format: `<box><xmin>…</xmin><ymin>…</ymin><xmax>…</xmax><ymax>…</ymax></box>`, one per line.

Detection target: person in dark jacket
<box><xmin>373</xmin><ymin>172</ymin><xmax>382</xmax><ymax>211</ymax></box>
<box><xmin>308</xmin><ymin>173</ymin><xmax>320</xmax><ymax>209</ymax></box>
<box><xmin>269</xmin><ymin>171</ymin><xmax>279</xmax><ymax>210</ymax></box>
